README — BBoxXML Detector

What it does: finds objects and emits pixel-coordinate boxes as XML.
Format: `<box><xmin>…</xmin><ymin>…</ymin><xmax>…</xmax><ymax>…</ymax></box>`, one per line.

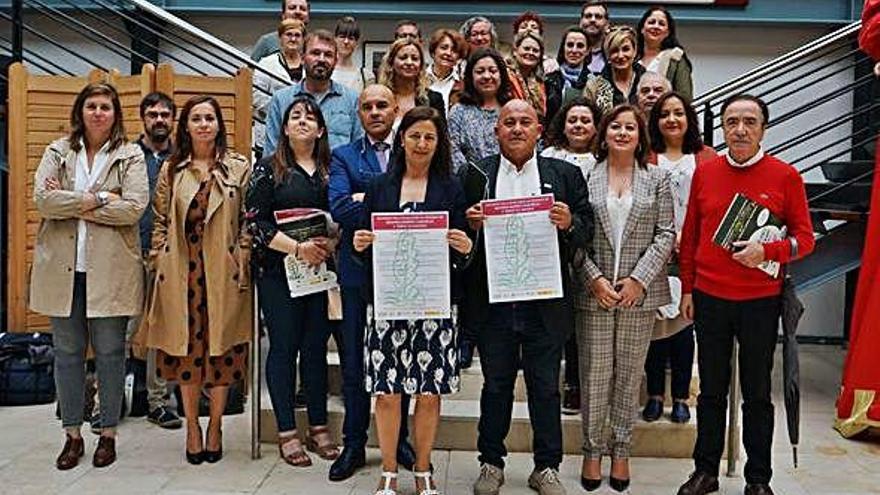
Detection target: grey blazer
<box><xmin>573</xmin><ymin>161</ymin><xmax>675</xmax><ymax>312</ymax></box>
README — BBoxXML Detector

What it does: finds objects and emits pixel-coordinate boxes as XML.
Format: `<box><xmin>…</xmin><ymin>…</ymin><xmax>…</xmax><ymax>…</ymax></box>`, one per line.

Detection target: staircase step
<box><xmin>324</xmin><ymin>352</ymin><xmax>699</xmax><ymax>406</ymax></box>
<box><xmin>258</xmin><ymin>396</ymin><xmax>697</xmax><ymax>457</ymax></box>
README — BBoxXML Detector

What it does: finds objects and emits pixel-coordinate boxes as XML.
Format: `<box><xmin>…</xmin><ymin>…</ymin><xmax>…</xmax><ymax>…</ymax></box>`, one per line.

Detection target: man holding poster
<box><xmin>460</xmin><ymin>100</ymin><xmax>592</xmax><ymax>495</ymax></box>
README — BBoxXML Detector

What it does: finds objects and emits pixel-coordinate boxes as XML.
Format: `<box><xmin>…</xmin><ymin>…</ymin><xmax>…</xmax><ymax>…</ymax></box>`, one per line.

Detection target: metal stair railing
<box><xmin>694</xmin><ymin>19</ymin><xmax>875</xmax><ymax>211</ymax></box>
<box><xmin>0</xmin><ymin>0</ymin><xmax>294</xmax><ymax>149</ymax></box>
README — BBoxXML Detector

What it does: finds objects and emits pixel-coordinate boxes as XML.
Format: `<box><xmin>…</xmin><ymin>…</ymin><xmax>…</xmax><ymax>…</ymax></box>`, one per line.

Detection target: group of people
<box><xmin>28</xmin><ymin>2</ymin><xmax>818</xmax><ymax>495</ymax></box>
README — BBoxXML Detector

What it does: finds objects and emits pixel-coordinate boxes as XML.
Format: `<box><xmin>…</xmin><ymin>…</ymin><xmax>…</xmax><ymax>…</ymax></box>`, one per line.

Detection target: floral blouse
<box><xmin>448</xmin><ymin>103</ymin><xmax>500</xmax><ymax>174</ymax></box>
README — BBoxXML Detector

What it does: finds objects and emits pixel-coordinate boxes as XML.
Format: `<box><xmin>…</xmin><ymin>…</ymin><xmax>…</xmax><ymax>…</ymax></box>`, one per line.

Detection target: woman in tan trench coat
<box><xmin>30</xmin><ymin>82</ymin><xmax>148</xmax><ymax>470</ymax></box>
<box><xmin>141</xmin><ymin>95</ymin><xmax>252</xmax><ymax>465</ymax></box>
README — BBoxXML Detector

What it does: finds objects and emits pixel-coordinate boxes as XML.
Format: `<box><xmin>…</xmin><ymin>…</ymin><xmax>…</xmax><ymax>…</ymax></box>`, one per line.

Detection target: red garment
<box><xmin>679</xmin><ymin>153</ymin><xmax>815</xmax><ymax>300</ymax></box>
<box><xmin>835</xmin><ymin>1</ymin><xmax>880</xmax><ymax>437</ymax></box>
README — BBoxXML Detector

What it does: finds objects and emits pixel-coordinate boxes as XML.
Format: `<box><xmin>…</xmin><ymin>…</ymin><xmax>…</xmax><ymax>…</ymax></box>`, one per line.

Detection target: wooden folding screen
<box><xmin>5</xmin><ymin>63</ymin><xmax>253</xmax><ymax>333</ymax></box>
<box><xmin>154</xmin><ymin>64</ymin><xmax>253</xmax><ymax>157</ymax></box>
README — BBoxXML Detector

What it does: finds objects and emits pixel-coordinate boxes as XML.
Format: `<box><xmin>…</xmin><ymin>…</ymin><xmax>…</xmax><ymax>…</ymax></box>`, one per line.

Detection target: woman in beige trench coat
<box><xmin>140</xmin><ymin>95</ymin><xmax>252</xmax><ymax>465</ymax></box>
<box><xmin>30</xmin><ymin>83</ymin><xmax>148</xmax><ymax>470</ymax></box>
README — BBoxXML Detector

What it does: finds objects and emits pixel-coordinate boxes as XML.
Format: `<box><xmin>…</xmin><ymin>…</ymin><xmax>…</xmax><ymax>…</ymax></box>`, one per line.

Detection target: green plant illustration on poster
<box><xmin>388</xmin><ymin>232</ymin><xmax>424</xmax><ymax>306</ymax></box>
<box><xmin>498</xmin><ymin>215</ymin><xmax>536</xmax><ymax>287</ymax></box>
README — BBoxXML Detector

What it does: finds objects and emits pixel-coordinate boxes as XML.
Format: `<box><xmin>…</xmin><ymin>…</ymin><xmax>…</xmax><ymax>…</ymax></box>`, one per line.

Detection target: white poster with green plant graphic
<box><xmin>371</xmin><ymin>212</ymin><xmax>450</xmax><ymax>320</ymax></box>
<box><xmin>482</xmin><ymin>194</ymin><xmax>563</xmax><ymax>303</ymax></box>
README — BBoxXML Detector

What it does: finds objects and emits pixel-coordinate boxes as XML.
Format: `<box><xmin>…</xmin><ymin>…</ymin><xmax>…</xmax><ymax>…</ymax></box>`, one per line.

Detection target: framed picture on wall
<box><xmin>363</xmin><ymin>42</ymin><xmax>389</xmax><ymax>81</ymax></box>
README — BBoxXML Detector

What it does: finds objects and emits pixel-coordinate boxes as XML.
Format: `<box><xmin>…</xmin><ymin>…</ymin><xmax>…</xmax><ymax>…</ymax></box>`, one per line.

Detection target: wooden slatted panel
<box><xmin>154</xmin><ymin>63</ymin><xmax>252</xmax><ymax>157</ymax></box>
<box><xmin>6</xmin><ymin>64</ymin><xmax>155</xmax><ymax>333</ymax></box>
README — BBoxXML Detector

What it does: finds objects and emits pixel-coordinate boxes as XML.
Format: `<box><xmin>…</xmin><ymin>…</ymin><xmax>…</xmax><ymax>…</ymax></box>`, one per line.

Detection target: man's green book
<box><xmin>712</xmin><ymin>193</ymin><xmax>787</xmax><ymax>278</ymax></box>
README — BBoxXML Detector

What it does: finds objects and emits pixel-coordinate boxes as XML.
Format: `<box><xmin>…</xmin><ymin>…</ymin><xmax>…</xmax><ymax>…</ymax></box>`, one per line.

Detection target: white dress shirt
<box><xmin>725</xmin><ymin>146</ymin><xmax>764</xmax><ymax>168</ymax></box>
<box><xmin>495</xmin><ymin>152</ymin><xmax>541</xmax><ymax>199</ymax></box>
<box><xmin>74</xmin><ymin>140</ymin><xmax>112</xmax><ymax>272</ymax></box>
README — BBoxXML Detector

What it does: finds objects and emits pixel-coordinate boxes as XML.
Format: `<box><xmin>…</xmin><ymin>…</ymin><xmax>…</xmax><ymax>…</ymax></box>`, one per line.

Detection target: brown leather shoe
<box><xmin>677</xmin><ymin>471</ymin><xmax>720</xmax><ymax>495</ymax></box>
<box><xmin>56</xmin><ymin>435</ymin><xmax>84</xmax><ymax>470</ymax></box>
<box><xmin>745</xmin><ymin>484</ymin><xmax>774</xmax><ymax>495</ymax></box>
<box><xmin>92</xmin><ymin>436</ymin><xmax>117</xmax><ymax>468</ymax></box>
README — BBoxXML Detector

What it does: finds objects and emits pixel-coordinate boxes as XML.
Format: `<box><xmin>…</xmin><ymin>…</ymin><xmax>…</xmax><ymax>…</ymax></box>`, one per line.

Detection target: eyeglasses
<box><xmin>581</xmin><ymin>12</ymin><xmax>606</xmax><ymax>20</ymax></box>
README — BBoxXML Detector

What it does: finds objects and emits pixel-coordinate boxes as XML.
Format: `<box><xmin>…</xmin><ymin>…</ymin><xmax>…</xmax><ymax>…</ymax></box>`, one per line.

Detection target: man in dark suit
<box><xmin>461</xmin><ymin>100</ymin><xmax>593</xmax><ymax>495</ymax></box>
<box><xmin>327</xmin><ymin>84</ymin><xmax>417</xmax><ymax>481</ymax></box>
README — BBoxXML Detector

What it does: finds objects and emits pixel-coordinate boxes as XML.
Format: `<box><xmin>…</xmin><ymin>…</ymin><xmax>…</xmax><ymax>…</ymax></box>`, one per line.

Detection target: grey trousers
<box><xmin>52</xmin><ymin>273</ymin><xmax>128</xmax><ymax>429</ymax></box>
<box><xmin>577</xmin><ymin>307</ymin><xmax>655</xmax><ymax>459</ymax></box>
<box><xmin>126</xmin><ymin>317</ymin><xmax>169</xmax><ymax>410</ymax></box>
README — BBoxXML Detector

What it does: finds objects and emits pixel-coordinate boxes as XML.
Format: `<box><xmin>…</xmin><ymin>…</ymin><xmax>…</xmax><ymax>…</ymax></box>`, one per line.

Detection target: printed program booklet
<box><xmin>712</xmin><ymin>193</ymin><xmax>787</xmax><ymax>278</ymax></box>
<box><xmin>274</xmin><ymin>208</ymin><xmax>338</xmax><ymax>297</ymax></box>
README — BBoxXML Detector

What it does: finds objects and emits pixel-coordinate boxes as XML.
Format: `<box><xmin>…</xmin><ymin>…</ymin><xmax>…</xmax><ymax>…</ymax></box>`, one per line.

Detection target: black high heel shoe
<box><xmin>186</xmin><ymin>449</ymin><xmax>205</xmax><ymax>465</ymax></box>
<box><xmin>186</xmin><ymin>426</ymin><xmax>204</xmax><ymax>465</ymax></box>
<box><xmin>204</xmin><ymin>427</ymin><xmax>223</xmax><ymax>463</ymax></box>
<box><xmin>580</xmin><ymin>477</ymin><xmax>602</xmax><ymax>491</ymax></box>
<box><xmin>609</xmin><ymin>476</ymin><xmax>630</xmax><ymax>492</ymax></box>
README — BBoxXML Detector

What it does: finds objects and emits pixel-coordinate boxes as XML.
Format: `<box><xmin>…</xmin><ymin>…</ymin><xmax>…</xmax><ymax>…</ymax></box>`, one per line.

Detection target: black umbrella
<box><xmin>781</xmin><ymin>276</ymin><xmax>805</xmax><ymax>468</ymax></box>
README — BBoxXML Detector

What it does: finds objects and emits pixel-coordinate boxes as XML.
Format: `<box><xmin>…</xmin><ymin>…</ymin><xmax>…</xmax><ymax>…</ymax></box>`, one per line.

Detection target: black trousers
<box><xmin>644</xmin><ymin>325</ymin><xmax>695</xmax><ymax>400</ymax></box>
<box><xmin>477</xmin><ymin>302</ymin><xmax>564</xmax><ymax>470</ymax></box>
<box><xmin>563</xmin><ymin>334</ymin><xmax>580</xmax><ymax>389</ymax></box>
<box><xmin>692</xmin><ymin>290</ymin><xmax>780</xmax><ymax>484</ymax></box>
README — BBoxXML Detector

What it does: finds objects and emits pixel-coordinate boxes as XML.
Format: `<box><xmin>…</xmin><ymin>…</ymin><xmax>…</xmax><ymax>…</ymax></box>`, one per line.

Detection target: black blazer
<box><xmin>356</xmin><ymin>170</ymin><xmax>469</xmax><ymax>304</ymax></box>
<box><xmin>459</xmin><ymin>154</ymin><xmax>593</xmax><ymax>340</ymax></box>
<box><xmin>425</xmin><ymin>90</ymin><xmax>447</xmax><ymax>120</ymax></box>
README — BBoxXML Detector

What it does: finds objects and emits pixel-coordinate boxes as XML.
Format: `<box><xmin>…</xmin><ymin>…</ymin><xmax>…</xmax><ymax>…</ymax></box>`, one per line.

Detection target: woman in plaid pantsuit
<box><xmin>572</xmin><ymin>104</ymin><xmax>675</xmax><ymax>493</ymax></box>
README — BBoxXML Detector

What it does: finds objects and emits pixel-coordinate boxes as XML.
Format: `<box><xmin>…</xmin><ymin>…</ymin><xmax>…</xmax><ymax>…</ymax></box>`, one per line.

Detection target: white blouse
<box><xmin>606</xmin><ymin>191</ymin><xmax>633</xmax><ymax>283</ymax></box>
<box><xmin>540</xmin><ymin>147</ymin><xmax>597</xmax><ymax>180</ymax></box>
<box><xmin>656</xmin><ymin>153</ymin><xmax>697</xmax><ymax>231</ymax></box>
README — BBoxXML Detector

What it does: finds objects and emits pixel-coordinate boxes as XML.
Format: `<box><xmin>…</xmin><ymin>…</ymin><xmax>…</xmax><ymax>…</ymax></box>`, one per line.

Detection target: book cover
<box><xmin>273</xmin><ymin>208</ymin><xmax>338</xmax><ymax>297</ymax></box>
<box><xmin>712</xmin><ymin>193</ymin><xmax>787</xmax><ymax>278</ymax></box>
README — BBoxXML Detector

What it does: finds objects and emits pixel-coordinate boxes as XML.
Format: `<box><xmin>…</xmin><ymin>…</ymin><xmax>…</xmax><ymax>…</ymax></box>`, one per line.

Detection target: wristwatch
<box><xmin>96</xmin><ymin>191</ymin><xmax>110</xmax><ymax>206</ymax></box>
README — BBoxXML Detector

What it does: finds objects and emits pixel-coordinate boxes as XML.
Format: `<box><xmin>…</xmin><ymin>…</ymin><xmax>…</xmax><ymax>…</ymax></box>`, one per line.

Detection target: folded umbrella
<box><xmin>781</xmin><ymin>276</ymin><xmax>805</xmax><ymax>468</ymax></box>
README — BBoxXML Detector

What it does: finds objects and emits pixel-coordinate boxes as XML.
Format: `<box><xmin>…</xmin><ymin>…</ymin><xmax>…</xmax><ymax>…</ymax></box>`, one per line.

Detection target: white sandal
<box><xmin>375</xmin><ymin>471</ymin><xmax>398</xmax><ymax>495</ymax></box>
<box><xmin>414</xmin><ymin>470</ymin><xmax>440</xmax><ymax>495</ymax></box>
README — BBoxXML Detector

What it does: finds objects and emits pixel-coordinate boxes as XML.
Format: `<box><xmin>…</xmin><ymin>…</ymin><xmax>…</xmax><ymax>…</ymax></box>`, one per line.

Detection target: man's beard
<box><xmin>306</xmin><ymin>64</ymin><xmax>333</xmax><ymax>81</ymax></box>
<box><xmin>148</xmin><ymin>125</ymin><xmax>170</xmax><ymax>143</ymax></box>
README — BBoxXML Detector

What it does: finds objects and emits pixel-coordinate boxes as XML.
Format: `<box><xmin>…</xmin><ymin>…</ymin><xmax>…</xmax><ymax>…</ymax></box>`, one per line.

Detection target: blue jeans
<box><xmin>52</xmin><ymin>273</ymin><xmax>127</xmax><ymax>429</ymax></box>
<box><xmin>339</xmin><ymin>286</ymin><xmax>410</xmax><ymax>450</ymax></box>
<box><xmin>258</xmin><ymin>272</ymin><xmax>330</xmax><ymax>432</ymax></box>
<box><xmin>477</xmin><ymin>302</ymin><xmax>564</xmax><ymax>470</ymax></box>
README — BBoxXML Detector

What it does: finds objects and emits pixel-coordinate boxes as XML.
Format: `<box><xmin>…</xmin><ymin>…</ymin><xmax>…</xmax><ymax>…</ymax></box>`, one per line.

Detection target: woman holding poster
<box><xmin>245</xmin><ymin>95</ymin><xmax>339</xmax><ymax>466</ymax></box>
<box><xmin>352</xmin><ymin>106</ymin><xmax>472</xmax><ymax>495</ymax></box>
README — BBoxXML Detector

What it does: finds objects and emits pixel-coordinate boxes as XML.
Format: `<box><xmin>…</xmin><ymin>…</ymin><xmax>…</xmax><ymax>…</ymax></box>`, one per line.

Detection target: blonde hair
<box><xmin>603</xmin><ymin>25</ymin><xmax>637</xmax><ymax>58</ymax></box>
<box><xmin>377</xmin><ymin>38</ymin><xmax>430</xmax><ymax>101</ymax></box>
<box><xmin>277</xmin><ymin>18</ymin><xmax>305</xmax><ymax>37</ymax></box>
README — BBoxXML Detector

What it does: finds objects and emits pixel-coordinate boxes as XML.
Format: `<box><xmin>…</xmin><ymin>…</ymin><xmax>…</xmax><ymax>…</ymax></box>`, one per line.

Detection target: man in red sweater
<box><xmin>676</xmin><ymin>94</ymin><xmax>814</xmax><ymax>495</ymax></box>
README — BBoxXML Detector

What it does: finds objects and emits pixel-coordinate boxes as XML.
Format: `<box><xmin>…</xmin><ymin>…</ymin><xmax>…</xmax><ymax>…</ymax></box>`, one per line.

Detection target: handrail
<box><xmin>693</xmin><ymin>21</ymin><xmax>861</xmax><ymax>107</ymax></box>
<box><xmin>125</xmin><ymin>0</ymin><xmax>256</xmax><ymax>71</ymax></box>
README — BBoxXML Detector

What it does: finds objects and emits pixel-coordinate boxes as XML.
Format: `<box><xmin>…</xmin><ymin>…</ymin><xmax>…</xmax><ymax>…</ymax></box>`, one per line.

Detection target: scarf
<box><xmin>561</xmin><ymin>63</ymin><xmax>583</xmax><ymax>90</ymax></box>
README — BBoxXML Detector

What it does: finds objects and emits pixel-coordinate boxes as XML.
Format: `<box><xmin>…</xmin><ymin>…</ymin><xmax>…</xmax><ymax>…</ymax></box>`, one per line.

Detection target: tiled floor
<box><xmin>2</xmin><ymin>345</ymin><xmax>879</xmax><ymax>494</ymax></box>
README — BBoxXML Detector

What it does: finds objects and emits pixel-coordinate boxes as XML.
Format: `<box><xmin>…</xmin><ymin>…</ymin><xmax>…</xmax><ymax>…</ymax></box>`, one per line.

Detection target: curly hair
<box><xmin>546</xmin><ymin>96</ymin><xmax>602</xmax><ymax>150</ymax></box>
<box><xmin>377</xmin><ymin>38</ymin><xmax>430</xmax><ymax>103</ymax></box>
<box><xmin>457</xmin><ymin>48</ymin><xmax>512</xmax><ymax>107</ymax></box>
<box><xmin>512</xmin><ymin>11</ymin><xmax>544</xmax><ymax>35</ymax></box>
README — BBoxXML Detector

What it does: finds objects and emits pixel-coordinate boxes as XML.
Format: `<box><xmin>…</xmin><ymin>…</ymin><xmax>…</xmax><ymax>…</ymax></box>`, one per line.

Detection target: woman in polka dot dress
<box><xmin>142</xmin><ymin>95</ymin><xmax>253</xmax><ymax>465</ymax></box>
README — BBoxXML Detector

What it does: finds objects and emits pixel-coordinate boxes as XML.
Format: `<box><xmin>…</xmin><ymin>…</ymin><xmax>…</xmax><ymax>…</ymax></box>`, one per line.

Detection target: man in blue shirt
<box><xmin>262</xmin><ymin>29</ymin><xmax>362</xmax><ymax>155</ymax></box>
<box><xmin>132</xmin><ymin>92</ymin><xmax>181</xmax><ymax>430</ymax></box>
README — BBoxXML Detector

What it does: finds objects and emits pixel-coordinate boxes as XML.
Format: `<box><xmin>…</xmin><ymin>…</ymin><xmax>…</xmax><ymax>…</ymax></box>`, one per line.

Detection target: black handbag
<box><xmin>0</xmin><ymin>332</ymin><xmax>56</xmax><ymax>406</ymax></box>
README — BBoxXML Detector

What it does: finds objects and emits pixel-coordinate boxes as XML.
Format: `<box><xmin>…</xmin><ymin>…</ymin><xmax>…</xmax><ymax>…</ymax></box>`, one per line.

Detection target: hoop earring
<box><xmin>600</xmin><ymin>141</ymin><xmax>608</xmax><ymax>150</ymax></box>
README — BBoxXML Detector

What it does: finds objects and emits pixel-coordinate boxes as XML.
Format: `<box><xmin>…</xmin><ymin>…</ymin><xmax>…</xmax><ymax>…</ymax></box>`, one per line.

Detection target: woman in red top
<box><xmin>643</xmin><ymin>91</ymin><xmax>716</xmax><ymax>424</ymax></box>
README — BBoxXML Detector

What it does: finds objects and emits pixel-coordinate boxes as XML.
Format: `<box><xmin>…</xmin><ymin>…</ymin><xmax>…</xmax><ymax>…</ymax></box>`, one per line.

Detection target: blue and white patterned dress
<box><xmin>363</xmin><ymin>201</ymin><xmax>461</xmax><ymax>395</ymax></box>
